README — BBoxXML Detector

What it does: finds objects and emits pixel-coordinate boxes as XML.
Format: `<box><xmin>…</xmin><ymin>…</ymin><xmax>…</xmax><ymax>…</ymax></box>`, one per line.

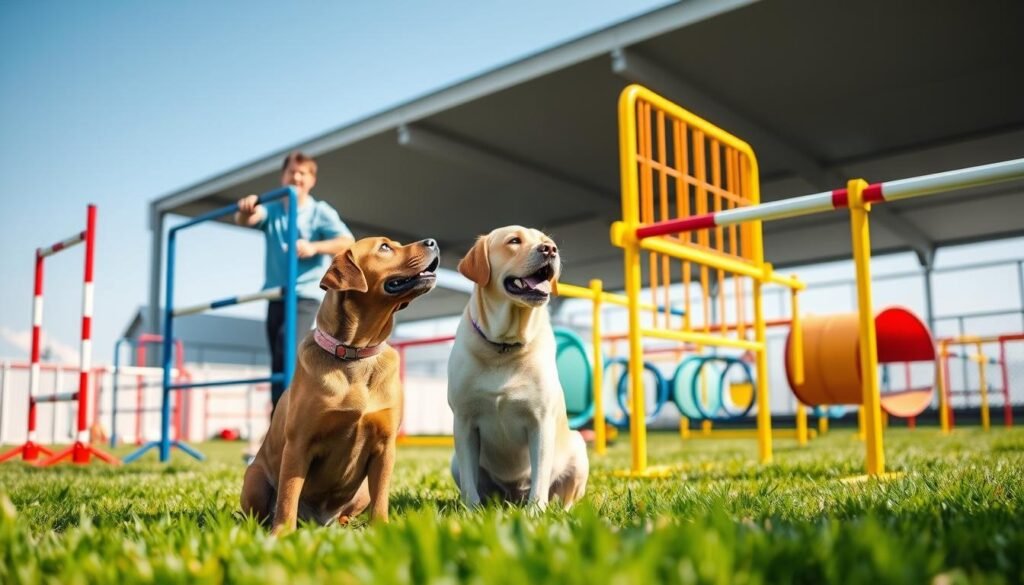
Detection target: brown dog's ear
<box><xmin>320</xmin><ymin>250</ymin><xmax>368</xmax><ymax>293</ymax></box>
<box><xmin>458</xmin><ymin>236</ymin><xmax>490</xmax><ymax>286</ymax></box>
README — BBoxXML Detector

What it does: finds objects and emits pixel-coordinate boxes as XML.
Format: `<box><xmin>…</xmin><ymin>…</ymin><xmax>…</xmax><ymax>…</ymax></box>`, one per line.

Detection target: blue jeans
<box><xmin>265</xmin><ymin>298</ymin><xmax>319</xmax><ymax>415</ymax></box>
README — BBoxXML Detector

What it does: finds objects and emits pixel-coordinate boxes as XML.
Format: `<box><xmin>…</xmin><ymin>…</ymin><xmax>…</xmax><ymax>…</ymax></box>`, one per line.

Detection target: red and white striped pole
<box><xmin>0</xmin><ymin>209</ymin><xmax>94</xmax><ymax>463</ymax></box>
<box><xmin>23</xmin><ymin>249</ymin><xmax>53</xmax><ymax>460</ymax></box>
<box><xmin>34</xmin><ymin>205</ymin><xmax>118</xmax><ymax>466</ymax></box>
<box><xmin>73</xmin><ymin>204</ymin><xmax>97</xmax><ymax>462</ymax></box>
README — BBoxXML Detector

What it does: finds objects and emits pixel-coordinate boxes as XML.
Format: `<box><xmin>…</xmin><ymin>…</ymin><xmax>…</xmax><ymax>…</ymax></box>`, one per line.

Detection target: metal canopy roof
<box><xmin>150</xmin><ymin>0</ymin><xmax>1024</xmax><ymax>324</ymax></box>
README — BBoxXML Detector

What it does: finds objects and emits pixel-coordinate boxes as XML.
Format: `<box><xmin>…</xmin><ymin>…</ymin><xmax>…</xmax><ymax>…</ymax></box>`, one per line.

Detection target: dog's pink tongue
<box><xmin>525</xmin><ymin>274</ymin><xmax>552</xmax><ymax>293</ymax></box>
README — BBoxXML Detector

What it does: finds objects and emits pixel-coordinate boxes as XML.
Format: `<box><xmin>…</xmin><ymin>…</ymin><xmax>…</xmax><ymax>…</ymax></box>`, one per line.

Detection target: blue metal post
<box><xmin>159</xmin><ymin>230</ymin><xmax>176</xmax><ymax>463</ymax></box>
<box><xmin>284</xmin><ymin>186</ymin><xmax>298</xmax><ymax>392</ymax></box>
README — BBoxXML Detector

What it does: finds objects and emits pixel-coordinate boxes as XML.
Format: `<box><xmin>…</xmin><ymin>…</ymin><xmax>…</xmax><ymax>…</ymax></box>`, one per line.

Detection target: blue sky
<box><xmin>0</xmin><ymin>0</ymin><xmax>675</xmax><ymax>363</ymax></box>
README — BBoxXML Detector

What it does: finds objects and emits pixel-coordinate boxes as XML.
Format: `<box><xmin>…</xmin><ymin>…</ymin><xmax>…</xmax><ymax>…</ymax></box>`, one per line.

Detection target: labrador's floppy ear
<box><xmin>457</xmin><ymin>235</ymin><xmax>491</xmax><ymax>286</ymax></box>
<box><xmin>320</xmin><ymin>249</ymin><xmax>368</xmax><ymax>293</ymax></box>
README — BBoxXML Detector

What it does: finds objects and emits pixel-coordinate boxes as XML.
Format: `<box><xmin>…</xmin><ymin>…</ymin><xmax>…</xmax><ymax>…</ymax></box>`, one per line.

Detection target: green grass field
<box><xmin>1</xmin><ymin>428</ymin><xmax>1022</xmax><ymax>584</ymax></box>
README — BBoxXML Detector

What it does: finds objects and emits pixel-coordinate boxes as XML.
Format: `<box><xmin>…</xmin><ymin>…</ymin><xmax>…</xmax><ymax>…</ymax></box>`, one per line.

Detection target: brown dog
<box><xmin>241</xmin><ymin>236</ymin><xmax>439</xmax><ymax>534</ymax></box>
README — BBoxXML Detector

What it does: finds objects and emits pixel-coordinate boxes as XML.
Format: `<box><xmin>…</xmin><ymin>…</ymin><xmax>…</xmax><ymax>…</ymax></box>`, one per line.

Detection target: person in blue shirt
<box><xmin>235</xmin><ymin>151</ymin><xmax>354</xmax><ymax>413</ymax></box>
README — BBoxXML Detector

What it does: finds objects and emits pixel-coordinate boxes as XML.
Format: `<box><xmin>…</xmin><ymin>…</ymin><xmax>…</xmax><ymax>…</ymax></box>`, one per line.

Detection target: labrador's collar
<box><xmin>313</xmin><ymin>328</ymin><xmax>384</xmax><ymax>361</ymax></box>
<box><xmin>470</xmin><ymin>319</ymin><xmax>524</xmax><ymax>354</ymax></box>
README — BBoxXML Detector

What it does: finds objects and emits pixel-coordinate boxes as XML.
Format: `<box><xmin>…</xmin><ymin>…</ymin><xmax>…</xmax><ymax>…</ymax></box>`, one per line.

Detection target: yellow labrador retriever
<box><xmin>448</xmin><ymin>226</ymin><xmax>588</xmax><ymax>509</ymax></box>
<box><xmin>241</xmin><ymin>236</ymin><xmax>439</xmax><ymax>534</ymax></box>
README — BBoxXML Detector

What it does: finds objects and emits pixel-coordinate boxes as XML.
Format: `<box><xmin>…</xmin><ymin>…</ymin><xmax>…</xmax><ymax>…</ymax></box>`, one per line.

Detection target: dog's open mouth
<box><xmin>385</xmin><ymin>256</ymin><xmax>440</xmax><ymax>294</ymax></box>
<box><xmin>504</xmin><ymin>263</ymin><xmax>554</xmax><ymax>299</ymax></box>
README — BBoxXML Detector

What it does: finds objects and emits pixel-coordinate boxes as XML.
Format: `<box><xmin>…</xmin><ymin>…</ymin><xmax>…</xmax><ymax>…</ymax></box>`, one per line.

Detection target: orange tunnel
<box><xmin>785</xmin><ymin>307</ymin><xmax>935</xmax><ymax>417</ymax></box>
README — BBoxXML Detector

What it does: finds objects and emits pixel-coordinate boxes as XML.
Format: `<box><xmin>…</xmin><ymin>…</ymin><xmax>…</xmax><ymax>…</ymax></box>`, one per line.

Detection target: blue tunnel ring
<box><xmin>612</xmin><ymin>357</ymin><xmax>670</xmax><ymax>428</ymax></box>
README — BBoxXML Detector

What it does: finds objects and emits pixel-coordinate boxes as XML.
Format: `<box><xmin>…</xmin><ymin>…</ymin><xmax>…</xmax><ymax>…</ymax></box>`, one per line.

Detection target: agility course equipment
<box><xmin>556</xmin><ymin>281</ymin><xmax>811</xmax><ymax>454</ymax></box>
<box><xmin>937</xmin><ymin>333</ymin><xmax>1022</xmax><ymax>433</ymax></box>
<box><xmin>556</xmin><ymin>279</ymin><xmax>687</xmax><ymax>455</ymax></box>
<box><xmin>671</xmin><ymin>355</ymin><xmax>754</xmax><ymax>420</ymax></box>
<box><xmin>0</xmin><ymin>205</ymin><xmax>118</xmax><ymax>466</ymax></box>
<box><xmin>601</xmin><ymin>320</ymin><xmax>812</xmax><ymax>444</ymax></box>
<box><xmin>610</xmin><ymin>85</ymin><xmax>806</xmax><ymax>476</ymax></box>
<box><xmin>785</xmin><ymin>307</ymin><xmax>936</xmax><ymax>419</ymax></box>
<box><xmin>607</xmin><ymin>350</ymin><xmax>812</xmax><ymax>443</ymax></box>
<box><xmin>553</xmin><ymin>327</ymin><xmax>595</xmax><ymax>429</ymax></box>
<box><xmin>108</xmin><ymin>335</ymin><xmax>190</xmax><ymax>446</ymax></box>
<box><xmin>125</xmin><ymin>187</ymin><xmax>298</xmax><ymax>463</ymax></box>
<box><xmin>613</xmin><ymin>84</ymin><xmax>1024</xmax><ymax>476</ymax></box>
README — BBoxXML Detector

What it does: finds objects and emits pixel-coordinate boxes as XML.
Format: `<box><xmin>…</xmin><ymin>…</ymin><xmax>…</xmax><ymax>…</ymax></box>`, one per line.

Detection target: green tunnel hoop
<box><xmin>554</xmin><ymin>327</ymin><xmax>595</xmax><ymax>429</ymax></box>
<box><xmin>554</xmin><ymin>326</ymin><xmax>760</xmax><ymax>429</ymax></box>
<box><xmin>671</xmin><ymin>355</ymin><xmax>755</xmax><ymax>420</ymax></box>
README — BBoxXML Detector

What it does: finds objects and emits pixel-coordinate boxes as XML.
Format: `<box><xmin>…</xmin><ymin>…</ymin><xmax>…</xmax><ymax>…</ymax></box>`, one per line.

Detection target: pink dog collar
<box><xmin>313</xmin><ymin>328</ymin><xmax>385</xmax><ymax>361</ymax></box>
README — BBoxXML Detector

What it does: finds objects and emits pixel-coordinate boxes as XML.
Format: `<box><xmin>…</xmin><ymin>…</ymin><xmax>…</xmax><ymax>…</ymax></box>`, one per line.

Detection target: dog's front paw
<box><xmin>460</xmin><ymin>494</ymin><xmax>483</xmax><ymax>510</ymax></box>
<box><xmin>526</xmin><ymin>499</ymin><xmax>547</xmax><ymax>516</ymax></box>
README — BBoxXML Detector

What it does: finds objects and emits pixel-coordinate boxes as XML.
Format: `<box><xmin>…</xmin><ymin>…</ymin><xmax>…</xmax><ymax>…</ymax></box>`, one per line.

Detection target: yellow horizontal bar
<box><xmin>641</xmin><ymin>327</ymin><xmax>763</xmax><ymax>351</ymax></box>
<box><xmin>684</xmin><ymin>429</ymin><xmax>818</xmax><ymax>440</ymax></box>
<box><xmin>638</xmin><ymin>237</ymin><xmax>804</xmax><ymax>291</ymax></box>
<box><xmin>559</xmin><ymin>282</ymin><xmax>660</xmax><ymax>311</ymax></box>
<box><xmin>604</xmin><ymin>291</ymin><xmax>636</xmax><ymax>308</ymax></box>
<box><xmin>640</xmin><ymin>237</ymin><xmax>759</xmax><ymax>278</ymax></box>
<box><xmin>397</xmin><ymin>436</ymin><xmax>453</xmax><ymax>447</ymax></box>
<box><xmin>556</xmin><ymin>282</ymin><xmax>596</xmax><ymax>300</ymax></box>
<box><xmin>770</xmin><ymin>272</ymin><xmax>805</xmax><ymax>290</ymax></box>
<box><xmin>611</xmin><ymin>464</ymin><xmax>678</xmax><ymax>478</ymax></box>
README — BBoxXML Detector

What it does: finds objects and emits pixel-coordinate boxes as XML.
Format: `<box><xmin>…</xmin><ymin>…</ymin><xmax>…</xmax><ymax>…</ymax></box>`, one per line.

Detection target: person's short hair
<box><xmin>282</xmin><ymin>151</ymin><xmax>317</xmax><ymax>176</ymax></box>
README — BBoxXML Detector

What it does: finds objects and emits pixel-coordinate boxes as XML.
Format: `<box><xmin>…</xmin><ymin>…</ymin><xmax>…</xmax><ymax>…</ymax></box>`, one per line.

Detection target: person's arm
<box><xmin>307</xmin><ymin>203</ymin><xmax>355</xmax><ymax>257</ymax></box>
<box><xmin>234</xmin><ymin>194</ymin><xmax>266</xmax><ymax>227</ymax></box>
<box><xmin>310</xmin><ymin>235</ymin><xmax>354</xmax><ymax>257</ymax></box>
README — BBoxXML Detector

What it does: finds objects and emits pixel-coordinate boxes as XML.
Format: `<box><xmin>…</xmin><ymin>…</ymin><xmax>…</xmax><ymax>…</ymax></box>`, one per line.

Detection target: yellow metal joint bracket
<box><xmin>609</xmin><ymin>221</ymin><xmax>633</xmax><ymax>248</ymax></box>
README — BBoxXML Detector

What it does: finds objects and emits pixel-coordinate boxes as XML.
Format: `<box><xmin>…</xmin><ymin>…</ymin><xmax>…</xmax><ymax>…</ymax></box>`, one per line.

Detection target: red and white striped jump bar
<box><xmin>636</xmin><ymin>158</ymin><xmax>1024</xmax><ymax>239</ymax></box>
<box><xmin>37</xmin><ymin>231</ymin><xmax>88</xmax><ymax>258</ymax></box>
<box><xmin>173</xmin><ymin>286</ymin><xmax>284</xmax><ymax>317</ymax></box>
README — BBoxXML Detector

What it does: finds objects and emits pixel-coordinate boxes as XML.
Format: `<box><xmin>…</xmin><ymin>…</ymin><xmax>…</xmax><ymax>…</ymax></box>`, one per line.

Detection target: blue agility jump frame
<box><xmin>125</xmin><ymin>186</ymin><xmax>298</xmax><ymax>463</ymax></box>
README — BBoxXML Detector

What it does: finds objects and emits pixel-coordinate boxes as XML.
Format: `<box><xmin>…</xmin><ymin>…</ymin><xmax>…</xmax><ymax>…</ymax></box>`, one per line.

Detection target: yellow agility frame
<box><xmin>611</xmin><ymin>84</ymin><xmax>806</xmax><ymax>476</ymax></box>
